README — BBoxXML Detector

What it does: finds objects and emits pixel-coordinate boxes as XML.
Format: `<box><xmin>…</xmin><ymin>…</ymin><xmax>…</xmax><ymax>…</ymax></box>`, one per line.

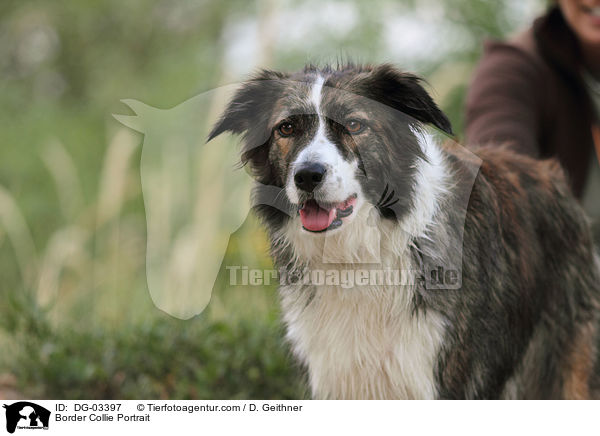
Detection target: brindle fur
<box><xmin>209</xmin><ymin>63</ymin><xmax>600</xmax><ymax>399</ymax></box>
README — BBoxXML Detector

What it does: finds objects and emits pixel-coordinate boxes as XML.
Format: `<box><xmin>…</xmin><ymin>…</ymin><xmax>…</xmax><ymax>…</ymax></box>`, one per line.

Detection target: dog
<box><xmin>208</xmin><ymin>63</ymin><xmax>600</xmax><ymax>399</ymax></box>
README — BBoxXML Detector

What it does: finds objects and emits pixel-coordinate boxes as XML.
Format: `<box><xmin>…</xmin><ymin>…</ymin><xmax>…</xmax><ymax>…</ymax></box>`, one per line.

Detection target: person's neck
<box><xmin>582</xmin><ymin>43</ymin><xmax>600</xmax><ymax>79</ymax></box>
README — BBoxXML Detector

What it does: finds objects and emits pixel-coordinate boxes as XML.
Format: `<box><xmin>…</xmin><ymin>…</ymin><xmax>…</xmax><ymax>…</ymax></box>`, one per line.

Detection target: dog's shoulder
<box><xmin>445</xmin><ymin>143</ymin><xmax>568</xmax><ymax>198</ymax></box>
<box><xmin>443</xmin><ymin>143</ymin><xmax>579</xmax><ymax>226</ymax></box>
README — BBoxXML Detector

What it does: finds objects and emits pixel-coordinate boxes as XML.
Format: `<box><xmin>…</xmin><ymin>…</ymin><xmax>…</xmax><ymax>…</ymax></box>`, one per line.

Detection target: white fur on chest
<box><xmin>277</xmin><ymin>207</ymin><xmax>447</xmax><ymax>399</ymax></box>
<box><xmin>280</xmin><ymin>277</ymin><xmax>446</xmax><ymax>399</ymax></box>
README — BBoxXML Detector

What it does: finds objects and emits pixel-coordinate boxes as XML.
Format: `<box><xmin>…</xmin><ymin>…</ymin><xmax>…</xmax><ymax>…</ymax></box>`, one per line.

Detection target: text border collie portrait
<box><xmin>209</xmin><ymin>63</ymin><xmax>600</xmax><ymax>400</ymax></box>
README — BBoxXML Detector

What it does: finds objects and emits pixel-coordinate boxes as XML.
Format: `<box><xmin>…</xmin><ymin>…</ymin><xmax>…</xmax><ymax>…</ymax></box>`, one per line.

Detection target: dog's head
<box><xmin>208</xmin><ymin>64</ymin><xmax>452</xmax><ymax>235</ymax></box>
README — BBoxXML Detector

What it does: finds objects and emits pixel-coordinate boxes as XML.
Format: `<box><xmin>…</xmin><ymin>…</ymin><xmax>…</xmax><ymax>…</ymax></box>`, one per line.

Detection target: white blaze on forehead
<box><xmin>289</xmin><ymin>74</ymin><xmax>338</xmax><ymax>179</ymax></box>
<box><xmin>310</xmin><ymin>75</ymin><xmax>326</xmax><ymax>116</ymax></box>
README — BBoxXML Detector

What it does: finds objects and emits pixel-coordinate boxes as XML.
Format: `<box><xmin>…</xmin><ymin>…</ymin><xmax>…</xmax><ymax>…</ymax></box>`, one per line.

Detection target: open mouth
<box><xmin>583</xmin><ymin>5</ymin><xmax>600</xmax><ymax>18</ymax></box>
<box><xmin>299</xmin><ymin>194</ymin><xmax>357</xmax><ymax>233</ymax></box>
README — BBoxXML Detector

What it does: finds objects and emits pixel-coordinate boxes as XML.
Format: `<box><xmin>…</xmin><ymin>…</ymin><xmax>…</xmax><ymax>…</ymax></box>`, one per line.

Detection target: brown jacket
<box><xmin>465</xmin><ymin>7</ymin><xmax>598</xmax><ymax>198</ymax></box>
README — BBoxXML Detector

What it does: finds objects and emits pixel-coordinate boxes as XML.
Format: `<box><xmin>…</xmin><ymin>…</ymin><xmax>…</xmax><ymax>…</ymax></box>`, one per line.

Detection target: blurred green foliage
<box><xmin>0</xmin><ymin>0</ymin><xmax>544</xmax><ymax>399</ymax></box>
<box><xmin>2</xmin><ymin>293</ymin><xmax>306</xmax><ymax>399</ymax></box>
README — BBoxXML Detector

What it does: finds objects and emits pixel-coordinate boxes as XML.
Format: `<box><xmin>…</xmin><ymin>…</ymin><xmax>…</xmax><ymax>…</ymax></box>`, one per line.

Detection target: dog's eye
<box><xmin>345</xmin><ymin>120</ymin><xmax>364</xmax><ymax>134</ymax></box>
<box><xmin>277</xmin><ymin>122</ymin><xmax>294</xmax><ymax>137</ymax></box>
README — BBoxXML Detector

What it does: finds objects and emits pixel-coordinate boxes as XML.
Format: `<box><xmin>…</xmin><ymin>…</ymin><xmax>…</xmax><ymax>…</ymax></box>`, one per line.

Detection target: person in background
<box><xmin>465</xmin><ymin>1</ymin><xmax>600</xmax><ymax>245</ymax></box>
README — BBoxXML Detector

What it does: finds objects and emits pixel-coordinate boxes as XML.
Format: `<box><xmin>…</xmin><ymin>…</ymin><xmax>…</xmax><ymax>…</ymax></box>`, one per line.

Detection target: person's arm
<box><xmin>465</xmin><ymin>41</ymin><xmax>547</xmax><ymax>157</ymax></box>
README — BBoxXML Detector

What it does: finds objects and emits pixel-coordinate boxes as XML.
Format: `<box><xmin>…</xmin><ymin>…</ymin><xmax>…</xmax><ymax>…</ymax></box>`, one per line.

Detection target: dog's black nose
<box><xmin>294</xmin><ymin>163</ymin><xmax>326</xmax><ymax>193</ymax></box>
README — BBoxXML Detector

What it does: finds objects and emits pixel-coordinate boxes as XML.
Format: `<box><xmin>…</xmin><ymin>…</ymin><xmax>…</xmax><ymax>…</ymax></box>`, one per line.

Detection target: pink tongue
<box><xmin>299</xmin><ymin>200</ymin><xmax>336</xmax><ymax>231</ymax></box>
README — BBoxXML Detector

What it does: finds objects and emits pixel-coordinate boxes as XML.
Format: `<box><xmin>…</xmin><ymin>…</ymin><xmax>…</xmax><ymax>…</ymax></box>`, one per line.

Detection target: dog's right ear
<box><xmin>207</xmin><ymin>70</ymin><xmax>288</xmax><ymax>142</ymax></box>
<box><xmin>364</xmin><ymin>64</ymin><xmax>453</xmax><ymax>135</ymax></box>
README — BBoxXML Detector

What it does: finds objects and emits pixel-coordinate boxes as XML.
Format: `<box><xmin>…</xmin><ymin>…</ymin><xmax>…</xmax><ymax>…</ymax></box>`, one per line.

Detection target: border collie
<box><xmin>208</xmin><ymin>63</ymin><xmax>600</xmax><ymax>399</ymax></box>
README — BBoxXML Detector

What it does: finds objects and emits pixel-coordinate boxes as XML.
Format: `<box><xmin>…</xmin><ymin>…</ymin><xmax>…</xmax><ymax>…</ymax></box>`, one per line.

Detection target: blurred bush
<box><xmin>2</xmin><ymin>293</ymin><xmax>306</xmax><ymax>399</ymax></box>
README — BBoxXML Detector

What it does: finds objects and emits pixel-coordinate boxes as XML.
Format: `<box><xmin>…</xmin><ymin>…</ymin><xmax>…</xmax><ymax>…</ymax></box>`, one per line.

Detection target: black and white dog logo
<box><xmin>3</xmin><ymin>402</ymin><xmax>50</xmax><ymax>434</ymax></box>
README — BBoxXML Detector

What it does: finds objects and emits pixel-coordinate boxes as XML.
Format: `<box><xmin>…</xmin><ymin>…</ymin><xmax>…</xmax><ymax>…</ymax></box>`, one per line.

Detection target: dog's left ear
<box><xmin>207</xmin><ymin>69</ymin><xmax>288</xmax><ymax>142</ymax></box>
<box><xmin>366</xmin><ymin>64</ymin><xmax>453</xmax><ymax>135</ymax></box>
